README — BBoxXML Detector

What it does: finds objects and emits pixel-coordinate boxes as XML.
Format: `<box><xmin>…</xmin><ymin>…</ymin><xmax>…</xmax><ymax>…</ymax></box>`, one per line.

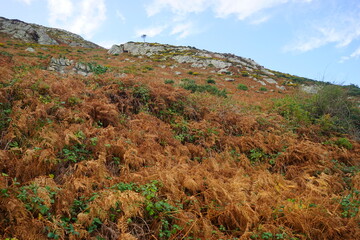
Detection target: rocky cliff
<box><xmin>0</xmin><ymin>16</ymin><xmax>101</xmax><ymax>48</ymax></box>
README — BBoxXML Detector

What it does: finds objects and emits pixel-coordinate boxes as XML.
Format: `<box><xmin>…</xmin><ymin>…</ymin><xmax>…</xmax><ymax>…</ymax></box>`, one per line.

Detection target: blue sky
<box><xmin>2</xmin><ymin>0</ymin><xmax>360</xmax><ymax>85</ymax></box>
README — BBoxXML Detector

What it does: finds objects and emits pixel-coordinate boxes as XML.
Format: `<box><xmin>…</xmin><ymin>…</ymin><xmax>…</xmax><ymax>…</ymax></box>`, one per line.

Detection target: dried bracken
<box><xmin>0</xmin><ymin>35</ymin><xmax>359</xmax><ymax>240</ymax></box>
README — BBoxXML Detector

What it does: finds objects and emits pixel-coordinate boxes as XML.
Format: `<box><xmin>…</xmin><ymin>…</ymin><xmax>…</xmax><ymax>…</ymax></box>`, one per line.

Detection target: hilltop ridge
<box><xmin>0</xmin><ymin>16</ymin><xmax>101</xmax><ymax>48</ymax></box>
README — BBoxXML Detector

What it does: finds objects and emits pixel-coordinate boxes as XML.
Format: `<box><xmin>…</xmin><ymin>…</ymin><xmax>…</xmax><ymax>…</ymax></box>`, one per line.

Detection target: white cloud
<box><xmin>17</xmin><ymin>0</ymin><xmax>34</xmax><ymax>4</ymax></box>
<box><xmin>170</xmin><ymin>22</ymin><xmax>194</xmax><ymax>39</ymax></box>
<box><xmin>340</xmin><ymin>46</ymin><xmax>360</xmax><ymax>63</ymax></box>
<box><xmin>284</xmin><ymin>3</ymin><xmax>360</xmax><ymax>53</ymax></box>
<box><xmin>47</xmin><ymin>0</ymin><xmax>106</xmax><ymax>39</ymax></box>
<box><xmin>134</xmin><ymin>25</ymin><xmax>168</xmax><ymax>38</ymax></box>
<box><xmin>47</xmin><ymin>0</ymin><xmax>74</xmax><ymax>25</ymax></box>
<box><xmin>116</xmin><ymin>10</ymin><xmax>126</xmax><ymax>23</ymax></box>
<box><xmin>147</xmin><ymin>0</ymin><xmax>313</xmax><ymax>21</ymax></box>
<box><xmin>146</xmin><ymin>0</ymin><xmax>209</xmax><ymax>16</ymax></box>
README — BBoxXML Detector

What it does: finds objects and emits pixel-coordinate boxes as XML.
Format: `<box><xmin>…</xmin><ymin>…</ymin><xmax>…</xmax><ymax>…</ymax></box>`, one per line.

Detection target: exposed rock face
<box><xmin>108</xmin><ymin>42</ymin><xmax>263</xmax><ymax>71</ymax></box>
<box><xmin>48</xmin><ymin>57</ymin><xmax>92</xmax><ymax>76</ymax></box>
<box><xmin>300</xmin><ymin>84</ymin><xmax>321</xmax><ymax>94</ymax></box>
<box><xmin>0</xmin><ymin>17</ymin><xmax>101</xmax><ymax>48</ymax></box>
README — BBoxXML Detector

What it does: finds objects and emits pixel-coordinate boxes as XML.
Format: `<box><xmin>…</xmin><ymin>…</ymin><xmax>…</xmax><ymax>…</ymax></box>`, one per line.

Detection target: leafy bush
<box><xmin>273</xmin><ymin>85</ymin><xmax>360</xmax><ymax>136</ymax></box>
<box><xmin>241</xmin><ymin>71</ymin><xmax>250</xmax><ymax>77</ymax></box>
<box><xmin>164</xmin><ymin>79</ymin><xmax>174</xmax><ymax>84</ymax></box>
<box><xmin>334</xmin><ymin>137</ymin><xmax>353</xmax><ymax>150</ymax></box>
<box><xmin>237</xmin><ymin>83</ymin><xmax>248</xmax><ymax>91</ymax></box>
<box><xmin>259</xmin><ymin>87</ymin><xmax>268</xmax><ymax>91</ymax></box>
<box><xmin>206</xmin><ymin>79</ymin><xmax>216</xmax><ymax>84</ymax></box>
<box><xmin>180</xmin><ymin>79</ymin><xmax>227</xmax><ymax>97</ymax></box>
<box><xmin>309</xmin><ymin>85</ymin><xmax>360</xmax><ymax>135</ymax></box>
<box><xmin>89</xmin><ymin>63</ymin><xmax>108</xmax><ymax>74</ymax></box>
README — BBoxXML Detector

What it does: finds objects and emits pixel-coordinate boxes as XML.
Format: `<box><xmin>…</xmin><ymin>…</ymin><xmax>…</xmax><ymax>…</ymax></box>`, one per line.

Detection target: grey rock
<box><xmin>276</xmin><ymin>85</ymin><xmax>286</xmax><ymax>91</ymax></box>
<box><xmin>263</xmin><ymin>78</ymin><xmax>277</xmax><ymax>84</ymax></box>
<box><xmin>0</xmin><ymin>16</ymin><xmax>101</xmax><ymax>48</ymax></box>
<box><xmin>262</xmin><ymin>69</ymin><xmax>275</xmax><ymax>76</ymax></box>
<box><xmin>257</xmin><ymin>80</ymin><xmax>267</xmax><ymax>86</ymax></box>
<box><xmin>225</xmin><ymin>78</ymin><xmax>235</xmax><ymax>82</ymax></box>
<box><xmin>108</xmin><ymin>45</ymin><xmax>123</xmax><ymax>55</ymax></box>
<box><xmin>25</xmin><ymin>47</ymin><xmax>35</xmax><ymax>52</ymax></box>
<box><xmin>300</xmin><ymin>84</ymin><xmax>321</xmax><ymax>94</ymax></box>
<box><xmin>175</xmin><ymin>71</ymin><xmax>182</xmax><ymax>75</ymax></box>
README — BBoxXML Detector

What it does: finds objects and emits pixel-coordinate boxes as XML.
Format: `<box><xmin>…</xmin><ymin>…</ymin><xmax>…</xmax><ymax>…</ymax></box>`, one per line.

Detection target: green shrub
<box><xmin>206</xmin><ymin>79</ymin><xmax>216</xmax><ymax>84</ymax></box>
<box><xmin>241</xmin><ymin>71</ymin><xmax>249</xmax><ymax>77</ymax></box>
<box><xmin>89</xmin><ymin>63</ymin><xmax>108</xmax><ymax>74</ymax></box>
<box><xmin>180</xmin><ymin>79</ymin><xmax>227</xmax><ymax>97</ymax></box>
<box><xmin>237</xmin><ymin>84</ymin><xmax>248</xmax><ymax>91</ymax></box>
<box><xmin>259</xmin><ymin>87</ymin><xmax>268</xmax><ymax>91</ymax></box>
<box><xmin>273</xmin><ymin>85</ymin><xmax>360</xmax><ymax>136</ymax></box>
<box><xmin>273</xmin><ymin>96</ymin><xmax>311</xmax><ymax>127</ymax></box>
<box><xmin>164</xmin><ymin>79</ymin><xmax>175</xmax><ymax>84</ymax></box>
<box><xmin>188</xmin><ymin>71</ymin><xmax>199</xmax><ymax>76</ymax></box>
<box><xmin>334</xmin><ymin>137</ymin><xmax>353</xmax><ymax>150</ymax></box>
<box><xmin>309</xmin><ymin>85</ymin><xmax>360</xmax><ymax>134</ymax></box>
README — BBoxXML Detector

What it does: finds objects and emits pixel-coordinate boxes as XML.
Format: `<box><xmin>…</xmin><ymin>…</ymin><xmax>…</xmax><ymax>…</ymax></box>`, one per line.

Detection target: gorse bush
<box><xmin>237</xmin><ymin>83</ymin><xmax>248</xmax><ymax>91</ymax></box>
<box><xmin>180</xmin><ymin>79</ymin><xmax>227</xmax><ymax>97</ymax></box>
<box><xmin>273</xmin><ymin>85</ymin><xmax>360</xmax><ymax>137</ymax></box>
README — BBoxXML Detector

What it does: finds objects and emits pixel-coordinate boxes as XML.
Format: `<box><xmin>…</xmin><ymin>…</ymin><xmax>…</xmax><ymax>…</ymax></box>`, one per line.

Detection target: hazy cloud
<box><xmin>170</xmin><ymin>22</ymin><xmax>194</xmax><ymax>39</ymax></box>
<box><xmin>146</xmin><ymin>0</ymin><xmax>313</xmax><ymax>21</ymax></box>
<box><xmin>284</xmin><ymin>3</ymin><xmax>360</xmax><ymax>53</ymax></box>
<box><xmin>340</xmin><ymin>46</ymin><xmax>360</xmax><ymax>63</ymax></box>
<box><xmin>17</xmin><ymin>0</ymin><xmax>35</xmax><ymax>4</ymax></box>
<box><xmin>47</xmin><ymin>0</ymin><xmax>106</xmax><ymax>39</ymax></box>
<box><xmin>116</xmin><ymin>10</ymin><xmax>126</xmax><ymax>23</ymax></box>
<box><xmin>134</xmin><ymin>25</ymin><xmax>168</xmax><ymax>38</ymax></box>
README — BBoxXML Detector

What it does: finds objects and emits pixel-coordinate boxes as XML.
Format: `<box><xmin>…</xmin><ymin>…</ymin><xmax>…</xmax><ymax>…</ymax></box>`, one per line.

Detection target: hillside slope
<box><xmin>0</xmin><ymin>20</ymin><xmax>360</xmax><ymax>240</ymax></box>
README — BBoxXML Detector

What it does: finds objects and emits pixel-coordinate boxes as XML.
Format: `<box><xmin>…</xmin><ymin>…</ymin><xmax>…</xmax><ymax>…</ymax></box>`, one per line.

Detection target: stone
<box><xmin>108</xmin><ymin>45</ymin><xmax>123</xmax><ymax>55</ymax></box>
<box><xmin>257</xmin><ymin>80</ymin><xmax>266</xmax><ymax>86</ymax></box>
<box><xmin>175</xmin><ymin>71</ymin><xmax>182</xmax><ymax>75</ymax></box>
<box><xmin>25</xmin><ymin>47</ymin><xmax>35</xmax><ymax>52</ymax></box>
<box><xmin>300</xmin><ymin>84</ymin><xmax>321</xmax><ymax>94</ymax></box>
<box><xmin>225</xmin><ymin>78</ymin><xmax>235</xmax><ymax>82</ymax></box>
<box><xmin>276</xmin><ymin>85</ymin><xmax>286</xmax><ymax>91</ymax></box>
<box><xmin>263</xmin><ymin>78</ymin><xmax>277</xmax><ymax>84</ymax></box>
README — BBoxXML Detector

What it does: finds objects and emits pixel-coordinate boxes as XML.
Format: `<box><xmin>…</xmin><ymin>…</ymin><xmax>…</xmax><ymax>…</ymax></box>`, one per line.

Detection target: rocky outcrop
<box><xmin>108</xmin><ymin>42</ymin><xmax>263</xmax><ymax>71</ymax></box>
<box><xmin>0</xmin><ymin>17</ymin><xmax>101</xmax><ymax>48</ymax></box>
<box><xmin>48</xmin><ymin>57</ymin><xmax>92</xmax><ymax>76</ymax></box>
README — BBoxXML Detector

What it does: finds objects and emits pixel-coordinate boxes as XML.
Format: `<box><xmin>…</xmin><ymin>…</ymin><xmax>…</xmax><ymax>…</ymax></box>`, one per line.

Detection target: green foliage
<box><xmin>333</xmin><ymin>137</ymin><xmax>353</xmax><ymax>150</ymax></box>
<box><xmin>309</xmin><ymin>85</ymin><xmax>360</xmax><ymax>134</ymax></box>
<box><xmin>259</xmin><ymin>87</ymin><xmax>268</xmax><ymax>92</ymax></box>
<box><xmin>237</xmin><ymin>83</ymin><xmax>248</xmax><ymax>91</ymax></box>
<box><xmin>132</xmin><ymin>84</ymin><xmax>151</xmax><ymax>103</ymax></box>
<box><xmin>273</xmin><ymin>96</ymin><xmax>311</xmax><ymax>127</ymax></box>
<box><xmin>273</xmin><ymin>85</ymin><xmax>360</xmax><ymax>136</ymax></box>
<box><xmin>17</xmin><ymin>184</ymin><xmax>58</xmax><ymax>218</ymax></box>
<box><xmin>0</xmin><ymin>102</ymin><xmax>12</xmax><ymax>133</ymax></box>
<box><xmin>340</xmin><ymin>190</ymin><xmax>360</xmax><ymax>218</ymax></box>
<box><xmin>187</xmin><ymin>71</ymin><xmax>200</xmax><ymax>76</ymax></box>
<box><xmin>206</xmin><ymin>79</ymin><xmax>216</xmax><ymax>84</ymax></box>
<box><xmin>241</xmin><ymin>71</ymin><xmax>250</xmax><ymax>77</ymax></box>
<box><xmin>164</xmin><ymin>79</ymin><xmax>175</xmax><ymax>84</ymax></box>
<box><xmin>111</xmin><ymin>180</ymin><xmax>181</xmax><ymax>239</ymax></box>
<box><xmin>343</xmin><ymin>84</ymin><xmax>360</xmax><ymax>96</ymax></box>
<box><xmin>180</xmin><ymin>79</ymin><xmax>227</xmax><ymax>97</ymax></box>
<box><xmin>89</xmin><ymin>63</ymin><xmax>108</xmax><ymax>75</ymax></box>
<box><xmin>248</xmin><ymin>148</ymin><xmax>267</xmax><ymax>164</ymax></box>
<box><xmin>67</xmin><ymin>96</ymin><xmax>82</xmax><ymax>106</ymax></box>
<box><xmin>272</xmin><ymin>71</ymin><xmax>317</xmax><ymax>84</ymax></box>
<box><xmin>61</xmin><ymin>144</ymin><xmax>92</xmax><ymax>163</ymax></box>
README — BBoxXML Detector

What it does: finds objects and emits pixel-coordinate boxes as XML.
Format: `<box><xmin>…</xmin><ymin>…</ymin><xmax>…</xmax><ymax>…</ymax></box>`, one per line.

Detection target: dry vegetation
<box><xmin>0</xmin><ymin>35</ymin><xmax>359</xmax><ymax>240</ymax></box>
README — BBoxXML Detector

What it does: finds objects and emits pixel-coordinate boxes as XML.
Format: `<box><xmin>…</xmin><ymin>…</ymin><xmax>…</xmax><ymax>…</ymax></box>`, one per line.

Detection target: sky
<box><xmin>1</xmin><ymin>0</ymin><xmax>360</xmax><ymax>86</ymax></box>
